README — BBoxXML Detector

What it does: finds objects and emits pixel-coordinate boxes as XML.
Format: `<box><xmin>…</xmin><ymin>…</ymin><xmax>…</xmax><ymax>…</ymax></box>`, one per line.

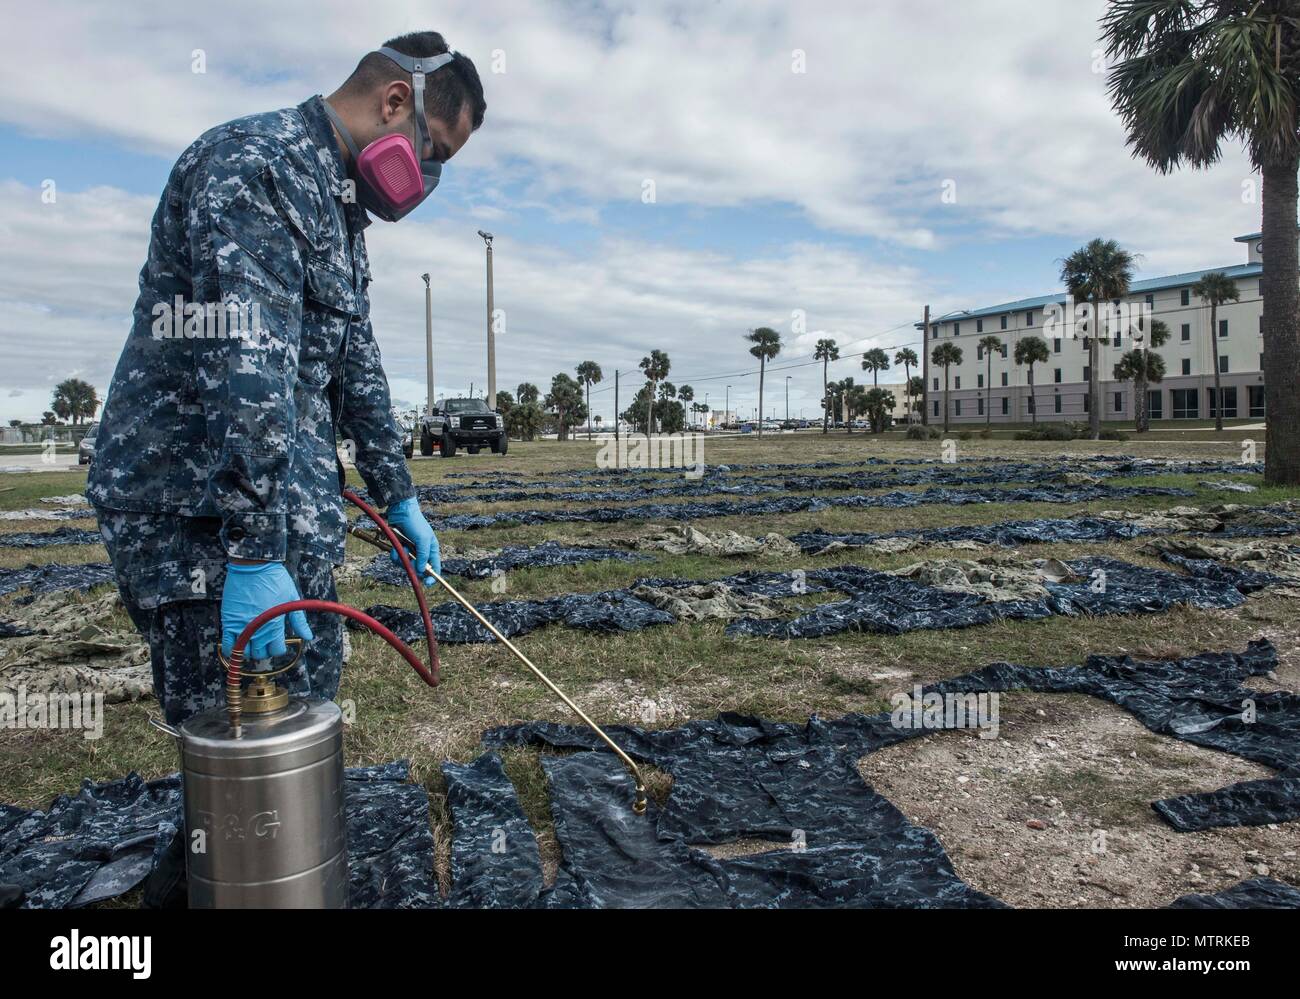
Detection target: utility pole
<box><xmin>614</xmin><ymin>370</ymin><xmax>620</xmax><ymax>445</ymax></box>
<box><xmin>921</xmin><ymin>303</ymin><xmax>930</xmax><ymax>426</ymax></box>
<box><xmin>421</xmin><ymin>273</ymin><xmax>434</xmax><ymax>419</ymax></box>
<box><xmin>725</xmin><ymin>385</ymin><xmax>731</xmax><ymax>430</ymax></box>
<box><xmin>478</xmin><ymin>231</ymin><xmax>497</xmax><ymax>411</ymax></box>
<box><xmin>785</xmin><ymin>375</ymin><xmax>790</xmax><ymax>422</ymax></box>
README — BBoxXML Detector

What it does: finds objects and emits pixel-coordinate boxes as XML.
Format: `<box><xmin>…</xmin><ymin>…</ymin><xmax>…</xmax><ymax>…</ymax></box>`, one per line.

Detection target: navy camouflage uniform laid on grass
<box><xmin>87</xmin><ymin>96</ymin><xmax>415</xmax><ymax>724</ymax></box>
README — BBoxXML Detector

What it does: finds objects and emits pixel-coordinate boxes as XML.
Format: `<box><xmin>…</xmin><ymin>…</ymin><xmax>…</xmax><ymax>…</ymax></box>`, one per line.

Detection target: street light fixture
<box><xmin>477</xmin><ymin>231</ymin><xmax>496</xmax><ymax>410</ymax></box>
<box><xmin>420</xmin><ymin>273</ymin><xmax>434</xmax><ymax>419</ymax></box>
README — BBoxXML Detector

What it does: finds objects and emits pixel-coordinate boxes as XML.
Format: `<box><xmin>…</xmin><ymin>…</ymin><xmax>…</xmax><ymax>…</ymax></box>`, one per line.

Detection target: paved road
<box><xmin>0</xmin><ymin>452</ymin><xmax>82</xmax><ymax>472</ymax></box>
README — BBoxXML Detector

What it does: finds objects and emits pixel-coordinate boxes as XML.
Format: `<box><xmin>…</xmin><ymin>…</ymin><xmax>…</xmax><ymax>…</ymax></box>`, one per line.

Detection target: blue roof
<box><xmin>923</xmin><ymin>261</ymin><xmax>1261</xmax><ymax>326</ymax></box>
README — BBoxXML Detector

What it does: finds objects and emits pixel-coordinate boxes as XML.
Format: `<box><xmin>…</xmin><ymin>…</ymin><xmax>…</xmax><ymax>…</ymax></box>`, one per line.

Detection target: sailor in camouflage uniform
<box><xmin>88</xmin><ymin>32</ymin><xmax>486</xmax><ymax>725</ymax></box>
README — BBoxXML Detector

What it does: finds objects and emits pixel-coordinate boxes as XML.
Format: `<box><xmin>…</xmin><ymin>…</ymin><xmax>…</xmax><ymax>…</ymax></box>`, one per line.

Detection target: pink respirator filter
<box><xmin>356</xmin><ymin>134</ymin><xmax>424</xmax><ymax>214</ymax></box>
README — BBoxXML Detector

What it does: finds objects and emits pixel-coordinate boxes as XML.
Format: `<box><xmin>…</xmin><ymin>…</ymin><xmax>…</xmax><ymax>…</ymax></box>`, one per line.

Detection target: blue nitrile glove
<box><xmin>221</xmin><ymin>561</ymin><xmax>314</xmax><ymax>659</ymax></box>
<box><xmin>386</xmin><ymin>495</ymin><xmax>440</xmax><ymax>585</ymax></box>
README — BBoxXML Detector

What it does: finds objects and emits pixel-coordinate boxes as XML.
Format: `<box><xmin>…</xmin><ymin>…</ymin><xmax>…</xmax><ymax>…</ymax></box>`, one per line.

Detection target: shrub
<box><xmin>906</xmin><ymin>424</ymin><xmax>929</xmax><ymax>440</ymax></box>
<box><xmin>1098</xmin><ymin>429</ymin><xmax>1129</xmax><ymax>441</ymax></box>
<box><xmin>958</xmin><ymin>430</ymin><xmax>973</xmax><ymax>441</ymax></box>
<box><xmin>1014</xmin><ymin>423</ymin><xmax>1076</xmax><ymax>441</ymax></box>
<box><xmin>979</xmin><ymin>428</ymin><xmax>993</xmax><ymax>439</ymax></box>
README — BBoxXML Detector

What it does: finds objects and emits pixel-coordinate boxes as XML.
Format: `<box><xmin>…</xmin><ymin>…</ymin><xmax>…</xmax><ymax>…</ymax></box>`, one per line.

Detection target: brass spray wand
<box><xmin>348</xmin><ymin>523</ymin><xmax>648</xmax><ymax>815</ymax></box>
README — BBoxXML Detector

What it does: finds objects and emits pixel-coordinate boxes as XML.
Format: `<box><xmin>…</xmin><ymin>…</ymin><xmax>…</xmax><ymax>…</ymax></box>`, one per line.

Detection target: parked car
<box><xmin>412</xmin><ymin>397</ymin><xmax>508</xmax><ymax>458</ymax></box>
<box><xmin>77</xmin><ymin>423</ymin><xmax>98</xmax><ymax>465</ymax></box>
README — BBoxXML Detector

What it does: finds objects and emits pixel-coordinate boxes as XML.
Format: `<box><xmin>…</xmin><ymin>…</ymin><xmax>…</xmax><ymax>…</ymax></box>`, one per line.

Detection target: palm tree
<box><xmin>835</xmin><ymin>378</ymin><xmax>859</xmax><ymax>432</ymax></box>
<box><xmin>895</xmin><ymin>348</ymin><xmax>919</xmax><ymax>419</ymax></box>
<box><xmin>814</xmin><ymin>338</ymin><xmax>839</xmax><ymax>434</ymax></box>
<box><xmin>1013</xmin><ymin>335</ymin><xmax>1051</xmax><ymax>425</ymax></box>
<box><xmin>861</xmin><ymin>347</ymin><xmax>890</xmax><ymax>387</ymax></box>
<box><xmin>1130</xmin><ymin>318</ymin><xmax>1171</xmax><ymax>432</ymax></box>
<box><xmin>678</xmin><ymin>384</ymin><xmax>695</xmax><ymax>429</ymax></box>
<box><xmin>575</xmin><ymin>361</ymin><xmax>603</xmax><ymax>440</ymax></box>
<box><xmin>863</xmin><ymin>387</ymin><xmax>896</xmax><ymax>433</ymax></box>
<box><xmin>745</xmin><ymin>327</ymin><xmax>782</xmax><ymax>437</ymax></box>
<box><xmin>516</xmin><ymin>382</ymin><xmax>540</xmax><ymax>405</ymax></box>
<box><xmin>638</xmin><ymin>350</ymin><xmax>670</xmax><ymax>440</ymax></box>
<box><xmin>977</xmin><ymin>334</ymin><xmax>1003</xmax><ymax>427</ymax></box>
<box><xmin>1114</xmin><ymin>346</ymin><xmax>1168</xmax><ymax>434</ymax></box>
<box><xmin>50</xmin><ymin>378</ymin><xmax>99</xmax><ymax>426</ymax></box>
<box><xmin>1191</xmin><ymin>272</ymin><xmax>1241</xmax><ymax>432</ymax></box>
<box><xmin>930</xmin><ymin>343</ymin><xmax>963</xmax><ymax>432</ymax></box>
<box><xmin>1060</xmin><ymin>238</ymin><xmax>1135</xmax><ymax>440</ymax></box>
<box><xmin>907</xmin><ymin>375</ymin><xmax>925</xmax><ymax>420</ymax></box>
<box><xmin>1102</xmin><ymin>0</ymin><xmax>1300</xmax><ymax>482</ymax></box>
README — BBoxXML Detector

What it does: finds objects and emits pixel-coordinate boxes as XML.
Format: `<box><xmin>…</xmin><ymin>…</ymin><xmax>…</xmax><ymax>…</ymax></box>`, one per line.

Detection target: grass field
<box><xmin>2</xmin><ymin>430</ymin><xmax>1298</xmax><ymax>908</ymax></box>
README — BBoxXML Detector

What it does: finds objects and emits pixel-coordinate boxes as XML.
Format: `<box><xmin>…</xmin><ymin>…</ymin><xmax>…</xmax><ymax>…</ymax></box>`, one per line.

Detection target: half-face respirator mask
<box><xmin>322</xmin><ymin>46</ymin><xmax>454</xmax><ymax>221</ymax></box>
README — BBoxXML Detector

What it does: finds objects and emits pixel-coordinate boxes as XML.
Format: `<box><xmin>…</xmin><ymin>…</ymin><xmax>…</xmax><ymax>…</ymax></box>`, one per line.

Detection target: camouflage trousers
<box><xmin>95</xmin><ymin>509</ymin><xmax>344</xmax><ymax>725</ymax></box>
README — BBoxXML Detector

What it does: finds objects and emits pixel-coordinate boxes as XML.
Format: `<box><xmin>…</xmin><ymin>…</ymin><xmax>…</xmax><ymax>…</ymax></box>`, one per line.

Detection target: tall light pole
<box><xmin>785</xmin><ymin>375</ymin><xmax>791</xmax><ymax>422</ymax></box>
<box><xmin>725</xmin><ymin>385</ymin><xmax>731</xmax><ymax>429</ymax></box>
<box><xmin>478</xmin><ymin>230</ymin><xmax>496</xmax><ymax>411</ymax></box>
<box><xmin>421</xmin><ymin>273</ymin><xmax>434</xmax><ymax>419</ymax></box>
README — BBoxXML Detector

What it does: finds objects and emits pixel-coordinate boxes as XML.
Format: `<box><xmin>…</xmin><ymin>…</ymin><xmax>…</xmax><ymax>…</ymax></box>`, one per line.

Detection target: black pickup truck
<box><xmin>410</xmin><ymin>397</ymin><xmax>508</xmax><ymax>458</ymax></box>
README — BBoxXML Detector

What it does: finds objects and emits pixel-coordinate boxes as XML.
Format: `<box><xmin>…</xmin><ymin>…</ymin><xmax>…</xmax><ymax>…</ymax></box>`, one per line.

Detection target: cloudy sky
<box><xmin>0</xmin><ymin>0</ymin><xmax>1264</xmax><ymax>425</ymax></box>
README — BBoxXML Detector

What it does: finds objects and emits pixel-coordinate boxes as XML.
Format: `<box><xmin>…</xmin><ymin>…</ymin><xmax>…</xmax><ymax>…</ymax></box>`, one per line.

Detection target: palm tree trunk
<box><xmin>821</xmin><ymin>358</ymin><xmax>829</xmax><ymax>434</ymax></box>
<box><xmin>1262</xmin><ymin>158</ymin><xmax>1300</xmax><ymax>483</ymax></box>
<box><xmin>757</xmin><ymin>359</ymin><xmax>765</xmax><ymax>438</ymax></box>
<box><xmin>1135</xmin><ymin>368</ymin><xmax>1148</xmax><ymax>433</ymax></box>
<box><xmin>943</xmin><ymin>367</ymin><xmax>950</xmax><ymax>433</ymax></box>
<box><xmin>1209</xmin><ymin>302</ymin><xmax>1223</xmax><ymax>433</ymax></box>
<box><xmin>1089</xmin><ymin>297</ymin><xmax>1101</xmax><ymax>440</ymax></box>
<box><xmin>586</xmin><ymin>383</ymin><xmax>592</xmax><ymax>440</ymax></box>
<box><xmin>986</xmin><ymin>356</ymin><xmax>992</xmax><ymax>428</ymax></box>
<box><xmin>1029</xmin><ymin>365</ymin><xmax>1037</xmax><ymax>425</ymax></box>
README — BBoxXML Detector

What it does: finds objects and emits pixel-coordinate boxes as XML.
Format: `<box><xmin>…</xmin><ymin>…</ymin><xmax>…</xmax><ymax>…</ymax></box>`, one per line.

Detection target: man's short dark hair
<box><xmin>342</xmin><ymin>31</ymin><xmax>486</xmax><ymax>131</ymax></box>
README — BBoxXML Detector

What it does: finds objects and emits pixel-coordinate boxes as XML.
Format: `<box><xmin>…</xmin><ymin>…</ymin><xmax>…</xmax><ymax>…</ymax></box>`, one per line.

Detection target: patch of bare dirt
<box><xmin>858</xmin><ymin>691</ymin><xmax>1300</xmax><ymax>907</ymax></box>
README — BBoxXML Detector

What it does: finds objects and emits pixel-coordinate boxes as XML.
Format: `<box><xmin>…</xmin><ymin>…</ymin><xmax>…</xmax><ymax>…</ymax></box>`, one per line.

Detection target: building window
<box><xmin>976</xmin><ymin>319</ymin><xmax>984</xmax><ymax>333</ymax></box>
<box><xmin>1172</xmin><ymin>388</ymin><xmax>1199</xmax><ymax>419</ymax></box>
<box><xmin>1147</xmin><ymin>389</ymin><xmax>1163</xmax><ymax>420</ymax></box>
<box><xmin>1025</xmin><ymin>311</ymin><xmax>1034</xmax><ymax>326</ymax></box>
<box><xmin>1181</xmin><ymin>358</ymin><xmax>1191</xmax><ymax>376</ymax></box>
<box><xmin>1219</xmin><ymin>355</ymin><xmax>1229</xmax><ymax>374</ymax></box>
<box><xmin>1144</xmin><ymin>293</ymin><xmax>1154</xmax><ymax>308</ymax></box>
<box><xmin>934</xmin><ymin>377</ymin><xmax>940</xmax><ymax>391</ymax></box>
<box><xmin>1001</xmin><ymin>345</ymin><xmax>1008</xmax><ymax>359</ymax></box>
<box><xmin>1028</xmin><ymin>396</ymin><xmax>1036</xmax><ymax>414</ymax></box>
<box><xmin>1219</xmin><ymin>319</ymin><xmax>1228</xmax><ymax>338</ymax></box>
<box><xmin>1053</xmin><ymin>368</ymin><xmax>1062</xmax><ymax>383</ymax></box>
<box><xmin>1180</xmin><ymin>288</ymin><xmax>1190</xmax><ymax>307</ymax></box>
<box><xmin>1000</xmin><ymin>315</ymin><xmax>1008</xmax><ymax>330</ymax></box>
<box><xmin>1113</xmin><ymin>334</ymin><xmax>1122</xmax><ymax>348</ymax></box>
<box><xmin>1209</xmin><ymin>386</ymin><xmax>1238</xmax><ymax>418</ymax></box>
<box><xmin>1053</xmin><ymin>338</ymin><xmax>1061</xmax><ymax>353</ymax></box>
<box><xmin>1114</xmin><ymin>391</ymin><xmax>1123</xmax><ymax>413</ymax></box>
<box><xmin>1181</xmin><ymin>323</ymin><xmax>1190</xmax><ymax>342</ymax></box>
<box><xmin>1260</xmin><ymin>315</ymin><xmax>1264</xmax><ymax>334</ymax></box>
<box><xmin>1260</xmin><ymin>353</ymin><xmax>1265</xmax><ymax>369</ymax></box>
<box><xmin>954</xmin><ymin>322</ymin><xmax>961</xmax><ymax>335</ymax></box>
<box><xmin>955</xmin><ymin>399</ymin><xmax>962</xmax><ymax>416</ymax></box>
<box><xmin>931</xmin><ymin>324</ymin><xmax>939</xmax><ymax>339</ymax></box>
<box><xmin>1001</xmin><ymin>396</ymin><xmax>1009</xmax><ymax>415</ymax></box>
<box><xmin>1054</xmin><ymin>395</ymin><xmax>1062</xmax><ymax>414</ymax></box>
<box><xmin>977</xmin><ymin>398</ymin><xmax>984</xmax><ymax>416</ymax></box>
<box><xmin>1083</xmin><ymin>336</ymin><xmax>1091</xmax><ymax>350</ymax></box>
<box><xmin>954</xmin><ymin>376</ymin><xmax>961</xmax><ymax>389</ymax></box>
<box><xmin>1083</xmin><ymin>394</ymin><xmax>1090</xmax><ymax>413</ymax></box>
<box><xmin>1249</xmin><ymin>385</ymin><xmax>1265</xmax><ymax>418</ymax></box>
<box><xmin>977</xmin><ymin>373</ymin><xmax>984</xmax><ymax>387</ymax></box>
<box><xmin>1083</xmin><ymin>366</ymin><xmax>1091</xmax><ymax>382</ymax></box>
<box><xmin>1001</xmin><ymin>372</ymin><xmax>1008</xmax><ymax>387</ymax></box>
<box><xmin>934</xmin><ymin>400</ymin><xmax>940</xmax><ymax>417</ymax></box>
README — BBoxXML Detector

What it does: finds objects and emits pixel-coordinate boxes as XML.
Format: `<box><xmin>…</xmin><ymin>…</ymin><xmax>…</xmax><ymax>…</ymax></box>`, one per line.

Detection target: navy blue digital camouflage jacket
<box><xmin>88</xmin><ymin>96</ymin><xmax>414</xmax><ymax>568</ymax></box>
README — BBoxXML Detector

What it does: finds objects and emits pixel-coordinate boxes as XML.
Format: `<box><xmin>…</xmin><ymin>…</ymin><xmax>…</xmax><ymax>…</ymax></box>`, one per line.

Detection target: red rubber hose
<box><xmin>226</xmin><ymin>490</ymin><xmax>441</xmax><ymax>700</ymax></box>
